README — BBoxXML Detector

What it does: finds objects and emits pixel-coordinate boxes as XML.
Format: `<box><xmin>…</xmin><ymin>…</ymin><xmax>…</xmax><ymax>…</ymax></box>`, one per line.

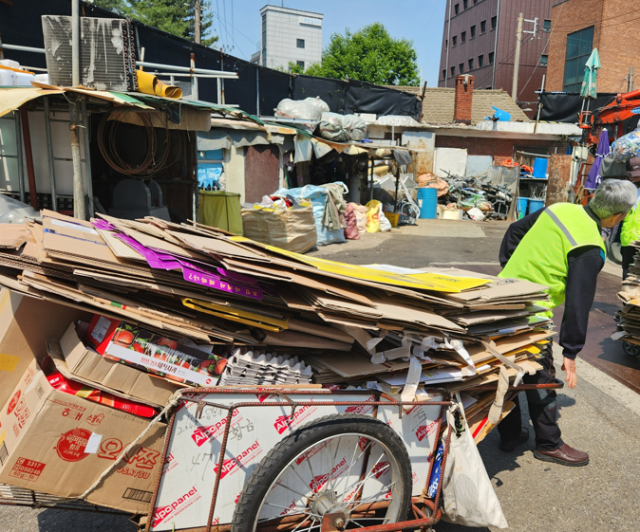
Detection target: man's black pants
<box><xmin>497</xmin><ymin>342</ymin><xmax>564</xmax><ymax>451</ymax></box>
<box><xmin>622</xmin><ymin>245</ymin><xmax>636</xmax><ymax>280</ymax></box>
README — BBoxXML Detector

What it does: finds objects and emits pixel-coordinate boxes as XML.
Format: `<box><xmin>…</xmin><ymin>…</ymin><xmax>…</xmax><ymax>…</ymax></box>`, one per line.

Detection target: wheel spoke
<box><xmin>262</xmin><ymin>502</ymin><xmax>321</xmax><ymax>519</ymax></box>
<box><xmin>356</xmin><ymin>480</ymin><xmax>396</xmax><ymax>507</ymax></box>
<box><xmin>290</xmin><ymin>516</ymin><xmax>319</xmax><ymax>532</ymax></box>
<box><xmin>327</xmin><ymin>436</ymin><xmax>342</xmax><ymax>494</ymax></box>
<box><xmin>336</xmin><ymin>438</ymin><xmax>371</xmax><ymax>497</ymax></box>
<box><xmin>340</xmin><ymin>452</ymin><xmax>387</xmax><ymax>501</ymax></box>
<box><xmin>273</xmin><ymin>481</ymin><xmax>310</xmax><ymax>500</ymax></box>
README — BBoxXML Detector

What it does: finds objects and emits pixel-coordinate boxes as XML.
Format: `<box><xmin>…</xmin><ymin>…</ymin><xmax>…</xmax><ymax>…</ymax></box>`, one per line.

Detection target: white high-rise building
<box><xmin>253</xmin><ymin>5</ymin><xmax>323</xmax><ymax>71</ymax></box>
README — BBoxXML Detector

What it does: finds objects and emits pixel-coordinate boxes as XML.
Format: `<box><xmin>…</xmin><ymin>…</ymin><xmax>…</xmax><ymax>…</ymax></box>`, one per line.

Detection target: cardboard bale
<box><xmin>0</xmin><ymin>360</ymin><xmax>166</xmax><ymax>514</ymax></box>
<box><xmin>241</xmin><ymin>206</ymin><xmax>317</xmax><ymax>253</ymax></box>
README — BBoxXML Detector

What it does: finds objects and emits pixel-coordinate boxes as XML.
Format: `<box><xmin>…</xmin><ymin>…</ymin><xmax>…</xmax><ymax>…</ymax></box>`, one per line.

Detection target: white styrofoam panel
<box><xmin>466</xmin><ymin>155</ymin><xmax>493</xmax><ymax>177</ymax></box>
<box><xmin>433</xmin><ymin>147</ymin><xmax>467</xmax><ymax>178</ymax></box>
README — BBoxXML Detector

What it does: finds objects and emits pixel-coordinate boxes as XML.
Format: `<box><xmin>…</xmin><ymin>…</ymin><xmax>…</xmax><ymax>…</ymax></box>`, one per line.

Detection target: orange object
<box><xmin>499</xmin><ymin>159</ymin><xmax>520</xmax><ymax>168</ymax></box>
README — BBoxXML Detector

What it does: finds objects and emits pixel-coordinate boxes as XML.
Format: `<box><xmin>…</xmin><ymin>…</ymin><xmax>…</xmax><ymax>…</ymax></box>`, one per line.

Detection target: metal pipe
<box><xmin>444</xmin><ymin>0</ymin><xmax>452</xmax><ymax>88</ymax></box>
<box><xmin>136</xmin><ymin>60</ymin><xmax>237</xmax><ymax>77</ymax></box>
<box><xmin>13</xmin><ymin>112</ymin><xmax>25</xmax><ymax>203</ymax></box>
<box><xmin>190</xmin><ymin>54</ymin><xmax>199</xmax><ymax>100</ymax></box>
<box><xmin>217</xmin><ymin>78</ymin><xmax>222</xmax><ymax>104</ymax></box>
<box><xmin>72</xmin><ymin>0</ymin><xmax>80</xmax><ymax>87</ymax></box>
<box><xmin>43</xmin><ymin>97</ymin><xmax>58</xmax><ymax>212</ymax></box>
<box><xmin>491</xmin><ymin>0</ymin><xmax>501</xmax><ymax>89</ymax></box>
<box><xmin>1</xmin><ymin>43</ymin><xmax>46</xmax><ymax>54</ymax></box>
<box><xmin>81</xmin><ymin>100</ymin><xmax>94</xmax><ymax>217</ymax></box>
<box><xmin>69</xmin><ymin>102</ymin><xmax>86</xmax><ymax>220</ymax></box>
<box><xmin>256</xmin><ymin>68</ymin><xmax>260</xmax><ymax>116</ymax></box>
<box><xmin>19</xmin><ymin>107</ymin><xmax>38</xmax><ymax>210</ymax></box>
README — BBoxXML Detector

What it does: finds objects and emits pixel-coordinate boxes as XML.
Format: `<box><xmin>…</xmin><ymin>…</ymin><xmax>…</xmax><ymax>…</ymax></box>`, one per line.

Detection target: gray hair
<box><xmin>589</xmin><ymin>179</ymin><xmax>638</xmax><ymax>219</ymax></box>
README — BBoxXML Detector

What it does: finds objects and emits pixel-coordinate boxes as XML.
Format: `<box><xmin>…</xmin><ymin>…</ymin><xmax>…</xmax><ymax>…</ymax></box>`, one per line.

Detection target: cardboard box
<box><xmin>0</xmin><ymin>359</ymin><xmax>166</xmax><ymax>514</ymax></box>
<box><xmin>58</xmin><ymin>323</ymin><xmax>180</xmax><ymax>407</ymax></box>
<box><xmin>84</xmin><ymin>315</ymin><xmax>226</xmax><ymax>387</ymax></box>
<box><xmin>0</xmin><ymin>288</ymin><xmax>90</xmax><ymax>408</ymax></box>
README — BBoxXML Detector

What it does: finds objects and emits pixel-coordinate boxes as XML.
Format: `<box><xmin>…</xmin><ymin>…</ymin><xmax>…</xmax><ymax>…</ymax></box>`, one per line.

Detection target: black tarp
<box><xmin>1</xmin><ymin>0</ymin><xmax>421</xmax><ymax>119</ymax></box>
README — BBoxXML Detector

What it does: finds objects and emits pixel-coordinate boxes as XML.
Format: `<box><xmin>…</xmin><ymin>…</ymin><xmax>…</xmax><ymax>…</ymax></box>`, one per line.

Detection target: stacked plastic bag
<box><xmin>275</xmin><ymin>97</ymin><xmax>330</xmax><ymax>121</ymax></box>
<box><xmin>319</xmin><ymin>112</ymin><xmax>368</xmax><ymax>142</ymax></box>
<box><xmin>612</xmin><ymin>127</ymin><xmax>640</xmax><ymax>164</ymax></box>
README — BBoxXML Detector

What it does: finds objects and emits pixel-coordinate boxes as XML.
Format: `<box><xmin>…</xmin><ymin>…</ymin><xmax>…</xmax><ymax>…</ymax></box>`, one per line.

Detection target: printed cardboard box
<box><xmin>0</xmin><ymin>360</ymin><xmax>166</xmax><ymax>514</ymax></box>
<box><xmin>150</xmin><ymin>391</ymin><xmax>442</xmax><ymax>531</ymax></box>
<box><xmin>84</xmin><ymin>315</ymin><xmax>226</xmax><ymax>387</ymax></box>
<box><xmin>0</xmin><ymin>289</ymin><xmax>90</xmax><ymax>407</ymax></box>
<box><xmin>58</xmin><ymin>323</ymin><xmax>180</xmax><ymax>407</ymax></box>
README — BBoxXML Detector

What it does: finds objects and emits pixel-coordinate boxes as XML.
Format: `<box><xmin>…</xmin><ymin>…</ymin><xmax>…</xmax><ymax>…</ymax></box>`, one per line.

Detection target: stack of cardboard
<box><xmin>0</xmin><ymin>210</ymin><xmax>556</xmax><ymax>509</ymax></box>
<box><xmin>616</xmin><ymin>242</ymin><xmax>640</xmax><ymax>345</ymax></box>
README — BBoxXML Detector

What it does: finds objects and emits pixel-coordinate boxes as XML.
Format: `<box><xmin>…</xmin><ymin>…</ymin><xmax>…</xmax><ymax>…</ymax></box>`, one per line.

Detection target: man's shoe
<box><xmin>534</xmin><ymin>444</ymin><xmax>589</xmax><ymax>467</ymax></box>
<box><xmin>499</xmin><ymin>428</ymin><xmax>529</xmax><ymax>452</ymax></box>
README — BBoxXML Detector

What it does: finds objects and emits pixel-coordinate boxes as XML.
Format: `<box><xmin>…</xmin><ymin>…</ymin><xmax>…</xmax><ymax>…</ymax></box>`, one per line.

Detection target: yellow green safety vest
<box><xmin>498</xmin><ymin>203</ymin><xmax>605</xmax><ymax>316</ymax></box>
<box><xmin>621</xmin><ymin>193</ymin><xmax>640</xmax><ymax>247</ymax></box>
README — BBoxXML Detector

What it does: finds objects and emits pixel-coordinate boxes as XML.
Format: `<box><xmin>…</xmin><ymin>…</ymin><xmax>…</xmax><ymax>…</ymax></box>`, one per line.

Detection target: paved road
<box><xmin>4</xmin><ymin>218</ymin><xmax>640</xmax><ymax>531</ymax></box>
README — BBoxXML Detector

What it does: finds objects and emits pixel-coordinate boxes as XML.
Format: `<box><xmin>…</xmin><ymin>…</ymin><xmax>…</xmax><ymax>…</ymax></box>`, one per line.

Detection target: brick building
<box><xmin>438</xmin><ymin>0</ymin><xmax>564</xmax><ymax>110</ymax></box>
<box><xmin>547</xmin><ymin>0</ymin><xmax>640</xmax><ymax>93</ymax></box>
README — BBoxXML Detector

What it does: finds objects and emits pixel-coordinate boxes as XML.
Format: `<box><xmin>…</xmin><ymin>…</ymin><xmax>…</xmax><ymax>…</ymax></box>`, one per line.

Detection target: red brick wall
<box><xmin>454</xmin><ymin>75</ymin><xmax>474</xmax><ymax>124</ymax></box>
<box><xmin>434</xmin><ymin>135</ymin><xmax>564</xmax><ymax>157</ymax></box>
<box><xmin>546</xmin><ymin>0</ymin><xmax>640</xmax><ymax>93</ymax></box>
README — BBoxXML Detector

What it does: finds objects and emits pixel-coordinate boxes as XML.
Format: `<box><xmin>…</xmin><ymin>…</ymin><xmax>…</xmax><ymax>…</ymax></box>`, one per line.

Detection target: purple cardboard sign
<box><xmin>182</xmin><ymin>267</ymin><xmax>263</xmax><ymax>300</ymax></box>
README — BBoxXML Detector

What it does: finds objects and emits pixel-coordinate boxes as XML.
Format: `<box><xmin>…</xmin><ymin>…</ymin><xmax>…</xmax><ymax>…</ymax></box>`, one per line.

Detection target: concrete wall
<box><xmin>261</xmin><ymin>6</ymin><xmax>323</xmax><ymax>71</ymax></box>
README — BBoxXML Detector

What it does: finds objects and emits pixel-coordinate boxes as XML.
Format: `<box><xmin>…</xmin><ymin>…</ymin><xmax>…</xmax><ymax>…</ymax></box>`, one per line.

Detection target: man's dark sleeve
<box><xmin>499</xmin><ymin>208</ymin><xmax>545</xmax><ymax>266</ymax></box>
<box><xmin>560</xmin><ymin>246</ymin><xmax>604</xmax><ymax>359</ymax></box>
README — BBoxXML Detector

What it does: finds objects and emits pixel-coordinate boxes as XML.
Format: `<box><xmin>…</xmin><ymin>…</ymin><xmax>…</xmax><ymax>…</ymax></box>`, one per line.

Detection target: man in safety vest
<box><xmin>497</xmin><ymin>179</ymin><xmax>637</xmax><ymax>467</ymax></box>
<box><xmin>619</xmin><ymin>184</ymin><xmax>640</xmax><ymax>279</ymax></box>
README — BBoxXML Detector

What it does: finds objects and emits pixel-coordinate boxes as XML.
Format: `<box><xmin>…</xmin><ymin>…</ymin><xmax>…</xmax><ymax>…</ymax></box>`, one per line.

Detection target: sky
<box><xmin>206</xmin><ymin>0</ymin><xmax>447</xmax><ymax>86</ymax></box>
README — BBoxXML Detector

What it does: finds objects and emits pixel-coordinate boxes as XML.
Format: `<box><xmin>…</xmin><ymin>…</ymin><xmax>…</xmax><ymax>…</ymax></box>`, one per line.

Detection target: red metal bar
<box><xmin>19</xmin><ymin>107</ymin><xmax>38</xmax><ymax>210</ymax></box>
<box><xmin>206</xmin><ymin>407</ymin><xmax>235</xmax><ymax>532</ymax></box>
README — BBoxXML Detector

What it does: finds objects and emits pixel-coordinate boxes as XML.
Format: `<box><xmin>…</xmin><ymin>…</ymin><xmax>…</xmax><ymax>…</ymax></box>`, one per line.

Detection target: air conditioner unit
<box><xmin>41</xmin><ymin>15</ymin><xmax>137</xmax><ymax>91</ymax></box>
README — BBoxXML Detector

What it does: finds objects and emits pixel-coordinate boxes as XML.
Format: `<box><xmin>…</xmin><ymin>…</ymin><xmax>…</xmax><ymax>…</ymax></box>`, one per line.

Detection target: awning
<box><xmin>0</xmin><ymin>87</ymin><xmax>64</xmax><ymax>118</ymax></box>
<box><xmin>197</xmin><ymin>129</ymin><xmax>288</xmax><ymax>151</ymax></box>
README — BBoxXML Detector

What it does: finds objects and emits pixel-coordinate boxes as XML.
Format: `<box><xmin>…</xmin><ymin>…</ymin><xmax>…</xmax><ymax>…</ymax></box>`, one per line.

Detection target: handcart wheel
<box><xmin>623</xmin><ymin>341</ymin><xmax>640</xmax><ymax>357</ymax></box>
<box><xmin>231</xmin><ymin>414</ymin><xmax>413</xmax><ymax>532</ymax></box>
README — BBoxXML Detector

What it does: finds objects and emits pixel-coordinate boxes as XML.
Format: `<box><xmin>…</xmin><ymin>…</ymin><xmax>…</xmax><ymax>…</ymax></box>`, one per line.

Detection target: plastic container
<box><xmin>14</xmin><ymin>72</ymin><xmax>35</xmax><ymax>87</ymax></box>
<box><xmin>416</xmin><ymin>187</ymin><xmax>437</xmax><ymax>219</ymax></box>
<box><xmin>528</xmin><ymin>199</ymin><xmax>545</xmax><ymax>214</ymax></box>
<box><xmin>0</xmin><ymin>69</ymin><xmax>15</xmax><ymax>86</ymax></box>
<box><xmin>384</xmin><ymin>211</ymin><xmax>400</xmax><ymax>227</ymax></box>
<box><xmin>516</xmin><ymin>197</ymin><xmax>529</xmax><ymax>219</ymax></box>
<box><xmin>491</xmin><ymin>106</ymin><xmax>511</xmax><ymax>121</ymax></box>
<box><xmin>532</xmin><ymin>158</ymin><xmax>548</xmax><ymax>178</ymax></box>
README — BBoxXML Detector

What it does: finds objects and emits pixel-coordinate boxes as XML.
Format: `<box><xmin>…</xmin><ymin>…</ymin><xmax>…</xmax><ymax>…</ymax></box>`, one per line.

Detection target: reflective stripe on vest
<box><xmin>498</xmin><ymin>203</ymin><xmax>605</xmax><ymax>314</ymax></box>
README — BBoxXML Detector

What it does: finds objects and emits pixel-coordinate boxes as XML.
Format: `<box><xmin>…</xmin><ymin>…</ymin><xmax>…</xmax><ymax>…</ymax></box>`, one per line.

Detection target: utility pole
<box><xmin>194</xmin><ymin>0</ymin><xmax>201</xmax><ymax>44</ymax></box>
<box><xmin>70</xmin><ymin>0</ymin><xmax>86</xmax><ymax>220</ymax></box>
<box><xmin>512</xmin><ymin>14</ymin><xmax>538</xmax><ymax>102</ymax></box>
<box><xmin>512</xmin><ymin>13</ymin><xmax>523</xmax><ymax>102</ymax></box>
<box><xmin>629</xmin><ymin>66</ymin><xmax>634</xmax><ymax>92</ymax></box>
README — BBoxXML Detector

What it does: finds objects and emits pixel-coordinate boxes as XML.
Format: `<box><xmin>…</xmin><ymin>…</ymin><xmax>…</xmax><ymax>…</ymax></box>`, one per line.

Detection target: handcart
<box><xmin>0</xmin><ymin>382</ymin><xmax>563</xmax><ymax>531</ymax></box>
<box><xmin>142</xmin><ymin>381</ymin><xmax>563</xmax><ymax>532</ymax></box>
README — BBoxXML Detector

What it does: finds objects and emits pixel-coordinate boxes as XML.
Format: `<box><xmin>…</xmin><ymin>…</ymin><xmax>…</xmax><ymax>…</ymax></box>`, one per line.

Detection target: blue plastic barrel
<box><xmin>532</xmin><ymin>158</ymin><xmax>548</xmax><ymax>178</ymax></box>
<box><xmin>516</xmin><ymin>197</ymin><xmax>529</xmax><ymax>219</ymax></box>
<box><xmin>528</xmin><ymin>199</ymin><xmax>545</xmax><ymax>214</ymax></box>
<box><xmin>417</xmin><ymin>187</ymin><xmax>438</xmax><ymax>219</ymax></box>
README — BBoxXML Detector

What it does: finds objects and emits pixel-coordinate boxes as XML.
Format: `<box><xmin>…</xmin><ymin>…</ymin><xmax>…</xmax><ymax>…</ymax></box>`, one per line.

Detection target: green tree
<box><xmin>275</xmin><ymin>61</ymin><xmax>308</xmax><ymax>75</ymax></box>
<box><xmin>306</xmin><ymin>23</ymin><xmax>419</xmax><ymax>86</ymax></box>
<box><xmin>93</xmin><ymin>0</ymin><xmax>219</xmax><ymax>47</ymax></box>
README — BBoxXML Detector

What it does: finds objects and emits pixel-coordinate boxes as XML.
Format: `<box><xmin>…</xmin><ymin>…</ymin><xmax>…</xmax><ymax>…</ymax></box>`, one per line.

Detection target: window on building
<box><xmin>461</xmin><ymin>31</ymin><xmax>466</xmax><ymax>43</ymax></box>
<box><xmin>459</xmin><ymin>63</ymin><xmax>464</xmax><ymax>74</ymax></box>
<box><xmin>463</xmin><ymin>0</ymin><xmax>468</xmax><ymax>9</ymax></box>
<box><xmin>452</xmin><ymin>35</ymin><xmax>457</xmax><ymax>46</ymax></box>
<box><xmin>481</xmin><ymin>20</ymin><xmax>486</xmax><ymax>33</ymax></box>
<box><xmin>297</xmin><ymin>39</ymin><xmax>305</xmax><ymax>49</ymax></box>
<box><xmin>296</xmin><ymin>60</ymin><xmax>305</xmax><ymax>69</ymax></box>
<box><xmin>468</xmin><ymin>58</ymin><xmax>474</xmax><ymax>70</ymax></box>
<box><xmin>478</xmin><ymin>54</ymin><xmax>484</xmax><ymax>67</ymax></box>
<box><xmin>488</xmin><ymin>51</ymin><xmax>494</xmax><ymax>64</ymax></box>
<box><xmin>451</xmin><ymin>66</ymin><xmax>456</xmax><ymax>76</ymax></box>
<box><xmin>473</xmin><ymin>0</ymin><xmax>478</xmax><ymax>4</ymax></box>
<box><xmin>543</xmin><ymin>19</ymin><xmax>551</xmax><ymax>32</ymax></box>
<box><xmin>455</xmin><ymin>3</ymin><xmax>459</xmax><ymax>15</ymax></box>
<box><xmin>540</xmin><ymin>54</ymin><xmax>548</xmax><ymax>66</ymax></box>
<box><xmin>471</xmin><ymin>25</ymin><xmax>476</xmax><ymax>38</ymax></box>
<box><xmin>491</xmin><ymin>16</ymin><xmax>497</xmax><ymax>30</ymax></box>
<box><xmin>563</xmin><ymin>26</ymin><xmax>594</xmax><ymax>92</ymax></box>
<box><xmin>445</xmin><ymin>39</ymin><xmax>448</xmax><ymax>49</ymax></box>
<box><xmin>442</xmin><ymin>69</ymin><xmax>446</xmax><ymax>80</ymax></box>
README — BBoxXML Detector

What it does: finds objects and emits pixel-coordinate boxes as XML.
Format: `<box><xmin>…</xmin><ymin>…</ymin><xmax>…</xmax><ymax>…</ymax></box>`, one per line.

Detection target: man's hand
<box><xmin>562</xmin><ymin>357</ymin><xmax>577</xmax><ymax>389</ymax></box>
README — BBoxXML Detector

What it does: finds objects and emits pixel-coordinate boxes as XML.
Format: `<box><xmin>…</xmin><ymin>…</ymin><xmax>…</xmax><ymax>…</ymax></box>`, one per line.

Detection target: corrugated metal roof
<box><xmin>384</xmin><ymin>86</ymin><xmax>531</xmax><ymax>125</ymax></box>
